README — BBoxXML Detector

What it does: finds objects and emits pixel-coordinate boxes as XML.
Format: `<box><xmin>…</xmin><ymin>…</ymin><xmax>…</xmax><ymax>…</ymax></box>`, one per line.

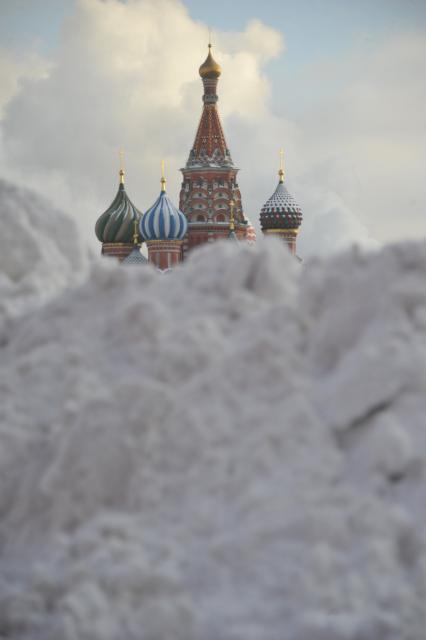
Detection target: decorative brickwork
<box><xmin>146</xmin><ymin>240</ymin><xmax>184</xmax><ymax>270</ymax></box>
<box><xmin>101</xmin><ymin>242</ymin><xmax>135</xmax><ymax>261</ymax></box>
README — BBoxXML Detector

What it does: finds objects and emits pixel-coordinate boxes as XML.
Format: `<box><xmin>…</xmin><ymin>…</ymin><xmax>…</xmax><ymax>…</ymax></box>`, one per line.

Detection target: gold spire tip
<box><xmin>133</xmin><ymin>218</ymin><xmax>139</xmax><ymax>245</ymax></box>
<box><xmin>199</xmin><ymin>29</ymin><xmax>221</xmax><ymax>78</ymax></box>
<box><xmin>229</xmin><ymin>198</ymin><xmax>235</xmax><ymax>231</ymax></box>
<box><xmin>278</xmin><ymin>148</ymin><xmax>284</xmax><ymax>183</ymax></box>
<box><xmin>119</xmin><ymin>149</ymin><xmax>125</xmax><ymax>184</ymax></box>
<box><xmin>160</xmin><ymin>159</ymin><xmax>166</xmax><ymax>192</ymax></box>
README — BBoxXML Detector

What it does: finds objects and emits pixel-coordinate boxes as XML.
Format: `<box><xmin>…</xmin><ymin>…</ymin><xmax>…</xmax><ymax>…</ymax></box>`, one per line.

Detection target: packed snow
<box><xmin>1</xmin><ymin>181</ymin><xmax>426</xmax><ymax>640</ymax></box>
<box><xmin>0</xmin><ymin>178</ymin><xmax>88</xmax><ymax>334</ymax></box>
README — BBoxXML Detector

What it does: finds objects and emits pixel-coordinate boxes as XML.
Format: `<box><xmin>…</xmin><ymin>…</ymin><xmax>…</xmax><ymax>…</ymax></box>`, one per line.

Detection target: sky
<box><xmin>0</xmin><ymin>0</ymin><xmax>425</xmax><ymax>255</ymax></box>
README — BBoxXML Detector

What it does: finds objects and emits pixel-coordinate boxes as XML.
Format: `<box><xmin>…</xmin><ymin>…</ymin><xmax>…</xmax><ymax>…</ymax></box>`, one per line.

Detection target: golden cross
<box><xmin>278</xmin><ymin>149</ymin><xmax>285</xmax><ymax>183</ymax></box>
<box><xmin>229</xmin><ymin>198</ymin><xmax>235</xmax><ymax>230</ymax></box>
<box><xmin>119</xmin><ymin>149</ymin><xmax>125</xmax><ymax>184</ymax></box>
<box><xmin>208</xmin><ymin>26</ymin><xmax>212</xmax><ymax>47</ymax></box>
<box><xmin>133</xmin><ymin>218</ymin><xmax>139</xmax><ymax>245</ymax></box>
<box><xmin>161</xmin><ymin>159</ymin><xmax>166</xmax><ymax>191</ymax></box>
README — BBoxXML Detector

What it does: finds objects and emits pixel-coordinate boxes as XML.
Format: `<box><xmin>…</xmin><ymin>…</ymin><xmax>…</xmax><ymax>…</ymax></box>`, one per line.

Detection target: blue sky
<box><xmin>2</xmin><ymin>0</ymin><xmax>425</xmax><ymax>116</ymax></box>
<box><xmin>0</xmin><ymin>0</ymin><xmax>425</xmax><ymax>254</ymax></box>
<box><xmin>2</xmin><ymin>0</ymin><xmax>426</xmax><ymax>61</ymax></box>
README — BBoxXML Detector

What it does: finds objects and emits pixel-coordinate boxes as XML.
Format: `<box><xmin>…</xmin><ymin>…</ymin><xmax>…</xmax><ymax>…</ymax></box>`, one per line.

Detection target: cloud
<box><xmin>295</xmin><ymin>31</ymin><xmax>426</xmax><ymax>252</ymax></box>
<box><xmin>0</xmin><ymin>0</ymin><xmax>423</xmax><ymax>257</ymax></box>
<box><xmin>0</xmin><ymin>48</ymin><xmax>49</xmax><ymax>117</ymax></box>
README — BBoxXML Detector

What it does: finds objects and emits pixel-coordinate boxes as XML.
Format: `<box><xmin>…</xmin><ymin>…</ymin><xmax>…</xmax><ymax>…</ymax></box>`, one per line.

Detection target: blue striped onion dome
<box><xmin>260</xmin><ymin>179</ymin><xmax>302</xmax><ymax>231</ymax></box>
<box><xmin>122</xmin><ymin>247</ymin><xmax>148</xmax><ymax>265</ymax></box>
<box><xmin>95</xmin><ymin>174</ymin><xmax>143</xmax><ymax>244</ymax></box>
<box><xmin>140</xmin><ymin>188</ymin><xmax>187</xmax><ymax>241</ymax></box>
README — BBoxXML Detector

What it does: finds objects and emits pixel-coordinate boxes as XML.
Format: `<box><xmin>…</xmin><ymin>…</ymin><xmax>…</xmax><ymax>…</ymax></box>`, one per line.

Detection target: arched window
<box><xmin>216</xmin><ymin>214</ymin><xmax>225</xmax><ymax>222</ymax></box>
<box><xmin>197</xmin><ymin>214</ymin><xmax>205</xmax><ymax>222</ymax></box>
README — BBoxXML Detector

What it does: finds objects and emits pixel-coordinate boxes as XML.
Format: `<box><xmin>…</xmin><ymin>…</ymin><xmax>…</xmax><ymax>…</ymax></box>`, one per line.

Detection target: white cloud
<box><xmin>0</xmin><ymin>0</ymin><xmax>423</xmax><ymax>257</ymax></box>
<box><xmin>295</xmin><ymin>31</ymin><xmax>426</xmax><ymax>250</ymax></box>
<box><xmin>0</xmin><ymin>48</ymin><xmax>50</xmax><ymax>117</ymax></box>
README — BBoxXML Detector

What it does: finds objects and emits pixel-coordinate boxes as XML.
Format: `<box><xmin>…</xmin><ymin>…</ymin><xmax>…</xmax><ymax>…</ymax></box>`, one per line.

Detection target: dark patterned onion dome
<box><xmin>95</xmin><ymin>172</ymin><xmax>143</xmax><ymax>243</ymax></box>
<box><xmin>260</xmin><ymin>177</ymin><xmax>302</xmax><ymax>232</ymax></box>
<box><xmin>140</xmin><ymin>181</ymin><xmax>187</xmax><ymax>241</ymax></box>
<box><xmin>122</xmin><ymin>247</ymin><xmax>148</xmax><ymax>265</ymax></box>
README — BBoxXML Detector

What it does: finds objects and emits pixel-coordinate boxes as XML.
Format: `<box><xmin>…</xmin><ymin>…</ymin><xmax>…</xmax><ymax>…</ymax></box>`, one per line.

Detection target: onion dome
<box><xmin>199</xmin><ymin>44</ymin><xmax>222</xmax><ymax>79</ymax></box>
<box><xmin>140</xmin><ymin>167</ymin><xmax>188</xmax><ymax>241</ymax></box>
<box><xmin>245</xmin><ymin>219</ymin><xmax>257</xmax><ymax>244</ymax></box>
<box><xmin>122</xmin><ymin>248</ymin><xmax>148</xmax><ymax>264</ymax></box>
<box><xmin>122</xmin><ymin>220</ymin><xmax>148</xmax><ymax>265</ymax></box>
<box><xmin>95</xmin><ymin>168</ymin><xmax>143</xmax><ymax>243</ymax></box>
<box><xmin>260</xmin><ymin>155</ymin><xmax>302</xmax><ymax>232</ymax></box>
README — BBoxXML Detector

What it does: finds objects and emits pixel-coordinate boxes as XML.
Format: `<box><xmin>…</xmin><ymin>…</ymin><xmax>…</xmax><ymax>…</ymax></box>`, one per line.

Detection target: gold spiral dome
<box><xmin>199</xmin><ymin>44</ymin><xmax>222</xmax><ymax>79</ymax></box>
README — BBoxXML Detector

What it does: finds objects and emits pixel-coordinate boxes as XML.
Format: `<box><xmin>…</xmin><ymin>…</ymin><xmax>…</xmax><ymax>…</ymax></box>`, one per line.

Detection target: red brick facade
<box><xmin>146</xmin><ymin>240</ymin><xmax>184</xmax><ymax>270</ymax></box>
<box><xmin>101</xmin><ymin>243</ymin><xmax>134</xmax><ymax>261</ymax></box>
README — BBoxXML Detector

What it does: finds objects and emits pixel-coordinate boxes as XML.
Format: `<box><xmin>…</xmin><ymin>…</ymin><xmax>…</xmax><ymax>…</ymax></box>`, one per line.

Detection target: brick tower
<box><xmin>179</xmin><ymin>44</ymin><xmax>247</xmax><ymax>253</ymax></box>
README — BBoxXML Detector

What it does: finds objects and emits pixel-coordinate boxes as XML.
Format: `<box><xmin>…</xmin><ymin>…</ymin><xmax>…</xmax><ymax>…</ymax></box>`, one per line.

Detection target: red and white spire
<box><xmin>179</xmin><ymin>43</ymin><xmax>247</xmax><ymax>252</ymax></box>
<box><xmin>186</xmin><ymin>44</ymin><xmax>233</xmax><ymax>167</ymax></box>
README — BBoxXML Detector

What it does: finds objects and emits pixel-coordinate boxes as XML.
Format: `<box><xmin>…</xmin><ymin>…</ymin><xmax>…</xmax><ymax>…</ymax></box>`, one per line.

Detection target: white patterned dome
<box><xmin>140</xmin><ymin>183</ymin><xmax>187</xmax><ymax>241</ymax></box>
<box><xmin>260</xmin><ymin>178</ymin><xmax>302</xmax><ymax>232</ymax></box>
<box><xmin>122</xmin><ymin>247</ymin><xmax>148</xmax><ymax>265</ymax></box>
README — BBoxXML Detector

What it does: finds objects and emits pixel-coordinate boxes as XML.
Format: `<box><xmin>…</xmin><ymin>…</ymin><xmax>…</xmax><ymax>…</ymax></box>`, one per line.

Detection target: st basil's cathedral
<box><xmin>95</xmin><ymin>44</ymin><xmax>303</xmax><ymax>269</ymax></box>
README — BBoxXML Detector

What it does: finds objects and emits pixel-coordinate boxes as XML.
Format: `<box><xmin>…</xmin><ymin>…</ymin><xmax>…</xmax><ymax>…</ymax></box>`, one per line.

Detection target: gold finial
<box><xmin>278</xmin><ymin>148</ymin><xmax>284</xmax><ymax>183</ymax></box>
<box><xmin>160</xmin><ymin>159</ymin><xmax>166</xmax><ymax>192</ymax></box>
<box><xmin>119</xmin><ymin>149</ymin><xmax>125</xmax><ymax>184</ymax></box>
<box><xmin>133</xmin><ymin>218</ymin><xmax>139</xmax><ymax>245</ymax></box>
<box><xmin>199</xmin><ymin>32</ymin><xmax>222</xmax><ymax>78</ymax></box>
<box><xmin>229</xmin><ymin>198</ymin><xmax>235</xmax><ymax>231</ymax></box>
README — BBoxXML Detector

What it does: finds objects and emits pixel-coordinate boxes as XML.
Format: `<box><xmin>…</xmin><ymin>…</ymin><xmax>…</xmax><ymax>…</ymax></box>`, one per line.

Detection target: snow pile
<box><xmin>1</xmin><ymin>230</ymin><xmax>426</xmax><ymax>639</ymax></box>
<box><xmin>0</xmin><ymin>178</ymin><xmax>88</xmax><ymax>334</ymax></box>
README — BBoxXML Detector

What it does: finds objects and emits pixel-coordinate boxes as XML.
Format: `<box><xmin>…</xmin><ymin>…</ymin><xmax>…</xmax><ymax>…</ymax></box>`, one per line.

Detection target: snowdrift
<box><xmin>1</xmin><ymin>189</ymin><xmax>426</xmax><ymax>639</ymax></box>
<box><xmin>0</xmin><ymin>178</ymin><xmax>88</xmax><ymax>334</ymax></box>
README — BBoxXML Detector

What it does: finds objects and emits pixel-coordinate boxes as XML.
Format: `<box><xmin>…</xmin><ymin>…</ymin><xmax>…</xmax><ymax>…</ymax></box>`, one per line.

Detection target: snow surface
<box><xmin>1</xmin><ymin>183</ymin><xmax>426</xmax><ymax>639</ymax></box>
<box><xmin>0</xmin><ymin>178</ymin><xmax>88</xmax><ymax>335</ymax></box>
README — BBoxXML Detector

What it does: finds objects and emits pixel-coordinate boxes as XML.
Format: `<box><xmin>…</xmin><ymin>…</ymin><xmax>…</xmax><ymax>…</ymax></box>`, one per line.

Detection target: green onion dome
<box><xmin>95</xmin><ymin>170</ymin><xmax>143</xmax><ymax>244</ymax></box>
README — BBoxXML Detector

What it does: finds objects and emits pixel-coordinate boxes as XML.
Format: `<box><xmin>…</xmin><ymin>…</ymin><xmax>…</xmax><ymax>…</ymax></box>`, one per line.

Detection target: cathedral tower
<box><xmin>179</xmin><ymin>44</ymin><xmax>247</xmax><ymax>252</ymax></box>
